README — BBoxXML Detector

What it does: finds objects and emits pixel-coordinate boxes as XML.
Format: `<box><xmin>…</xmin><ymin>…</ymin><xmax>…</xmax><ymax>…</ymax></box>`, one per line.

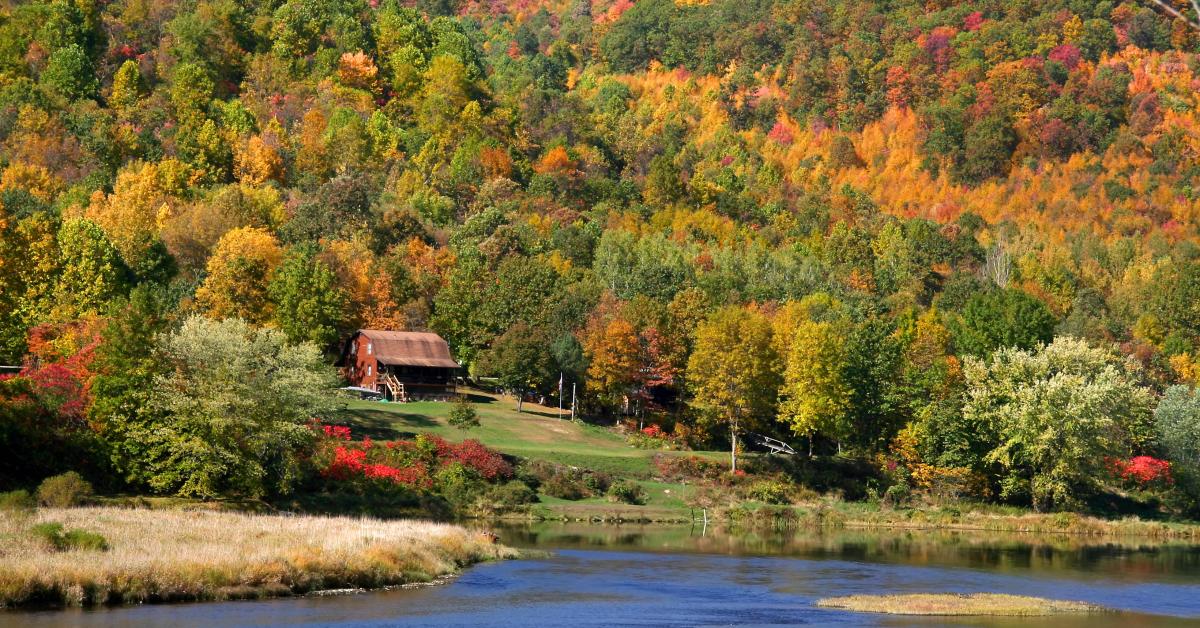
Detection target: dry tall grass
<box><xmin>0</xmin><ymin>507</ymin><xmax>515</xmax><ymax>608</ymax></box>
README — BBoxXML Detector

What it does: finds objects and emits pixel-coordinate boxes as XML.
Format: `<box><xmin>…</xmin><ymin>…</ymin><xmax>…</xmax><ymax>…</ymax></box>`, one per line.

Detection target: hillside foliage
<box><xmin>2</xmin><ymin>0</ymin><xmax>1200</xmax><ymax>512</ymax></box>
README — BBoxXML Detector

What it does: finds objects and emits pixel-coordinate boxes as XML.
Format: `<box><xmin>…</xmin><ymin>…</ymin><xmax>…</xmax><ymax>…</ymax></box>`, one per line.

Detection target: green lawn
<box><xmin>336</xmin><ymin>389</ymin><xmax>718</xmax><ymax>518</ymax></box>
<box><xmin>338</xmin><ymin>389</ymin><xmax>720</xmax><ymax>477</ymax></box>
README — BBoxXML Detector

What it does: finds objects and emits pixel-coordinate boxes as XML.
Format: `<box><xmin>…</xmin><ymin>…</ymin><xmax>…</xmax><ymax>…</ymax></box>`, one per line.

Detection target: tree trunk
<box><xmin>808</xmin><ymin>437</ymin><xmax>813</xmax><ymax>458</ymax></box>
<box><xmin>729</xmin><ymin>425</ymin><xmax>737</xmax><ymax>474</ymax></box>
<box><xmin>516</xmin><ymin>391</ymin><xmax>523</xmax><ymax>413</ymax></box>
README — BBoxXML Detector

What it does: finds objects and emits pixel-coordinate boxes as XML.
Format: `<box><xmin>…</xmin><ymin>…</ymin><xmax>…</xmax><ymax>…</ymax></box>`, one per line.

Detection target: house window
<box><xmin>367</xmin><ymin>365</ymin><xmax>373</xmax><ymax>376</ymax></box>
<box><xmin>367</xmin><ymin>342</ymin><xmax>373</xmax><ymax>354</ymax></box>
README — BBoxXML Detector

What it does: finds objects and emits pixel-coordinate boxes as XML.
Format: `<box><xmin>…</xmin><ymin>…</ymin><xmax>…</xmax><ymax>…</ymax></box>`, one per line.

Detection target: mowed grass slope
<box><xmin>339</xmin><ymin>390</ymin><xmax>719</xmax><ymax>478</ymax></box>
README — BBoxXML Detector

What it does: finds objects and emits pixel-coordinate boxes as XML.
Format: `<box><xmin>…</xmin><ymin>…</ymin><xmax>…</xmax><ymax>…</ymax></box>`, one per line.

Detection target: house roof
<box><xmin>357</xmin><ymin>330</ymin><xmax>461</xmax><ymax>368</ymax></box>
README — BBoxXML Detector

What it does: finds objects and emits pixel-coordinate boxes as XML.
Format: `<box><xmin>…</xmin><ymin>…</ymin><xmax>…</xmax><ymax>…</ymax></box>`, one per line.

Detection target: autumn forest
<box><xmin>3</xmin><ymin>0</ymin><xmax>1200</xmax><ymax>516</ymax></box>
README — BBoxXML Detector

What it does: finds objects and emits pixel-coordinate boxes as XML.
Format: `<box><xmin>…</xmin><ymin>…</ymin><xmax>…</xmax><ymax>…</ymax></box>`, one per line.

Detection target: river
<box><xmin>5</xmin><ymin>522</ymin><xmax>1200</xmax><ymax>626</ymax></box>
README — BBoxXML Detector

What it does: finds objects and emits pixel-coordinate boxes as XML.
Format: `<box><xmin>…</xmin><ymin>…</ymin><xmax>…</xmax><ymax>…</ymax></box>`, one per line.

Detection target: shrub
<box><xmin>484</xmin><ymin>481</ymin><xmax>538</xmax><ymax>510</ymax></box>
<box><xmin>583</xmin><ymin>471</ymin><xmax>612</xmax><ymax>494</ymax></box>
<box><xmin>607</xmin><ymin>480</ymin><xmax>646</xmax><ymax>505</ymax></box>
<box><xmin>517</xmin><ymin>460</ymin><xmax>613</xmax><ymax>500</ymax></box>
<box><xmin>36</xmin><ymin>472</ymin><xmax>94</xmax><ymax>507</ymax></box>
<box><xmin>0</xmin><ymin>489</ymin><xmax>36</xmax><ymax>512</ymax></box>
<box><xmin>1112</xmin><ymin>456</ymin><xmax>1173</xmax><ymax>487</ymax></box>
<box><xmin>435</xmin><ymin>438</ymin><xmax>513</xmax><ymax>480</ymax></box>
<box><xmin>62</xmin><ymin>529</ymin><xmax>110</xmax><ymax>551</ymax></box>
<box><xmin>30</xmin><ymin>522</ymin><xmax>109</xmax><ymax>551</ymax></box>
<box><xmin>542</xmin><ymin>472</ymin><xmax>587</xmax><ymax>500</ymax></box>
<box><xmin>745</xmin><ymin>480</ymin><xmax>795</xmax><ymax>505</ymax></box>
<box><xmin>448</xmin><ymin>397</ymin><xmax>480</xmax><ymax>430</ymax></box>
<box><xmin>515</xmin><ymin>461</ymin><xmax>547</xmax><ymax>491</ymax></box>
<box><xmin>653</xmin><ymin>454</ymin><xmax>724</xmax><ymax>481</ymax></box>
<box><xmin>435</xmin><ymin>462</ymin><xmax>484</xmax><ymax>509</ymax></box>
<box><xmin>627</xmin><ymin>424</ymin><xmax>674</xmax><ymax>450</ymax></box>
<box><xmin>883</xmin><ymin>482</ymin><xmax>912</xmax><ymax>509</ymax></box>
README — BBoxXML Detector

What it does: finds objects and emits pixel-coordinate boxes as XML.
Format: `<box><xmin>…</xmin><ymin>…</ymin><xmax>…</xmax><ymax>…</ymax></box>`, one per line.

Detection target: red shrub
<box><xmin>1115</xmin><ymin>456</ymin><xmax>1172</xmax><ymax>486</ymax></box>
<box><xmin>324</xmin><ymin>446</ymin><xmax>367</xmax><ymax>480</ymax></box>
<box><xmin>433</xmin><ymin>437</ymin><xmax>513</xmax><ymax>480</ymax></box>
<box><xmin>767</xmin><ymin>120</ymin><xmax>793</xmax><ymax>145</ymax></box>
<box><xmin>322</xmin><ymin>425</ymin><xmax>352</xmax><ymax>440</ymax></box>
<box><xmin>963</xmin><ymin>11</ymin><xmax>984</xmax><ymax>31</ymax></box>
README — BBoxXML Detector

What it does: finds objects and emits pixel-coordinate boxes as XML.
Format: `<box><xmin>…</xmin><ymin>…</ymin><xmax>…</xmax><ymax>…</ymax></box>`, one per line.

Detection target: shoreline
<box><xmin>517</xmin><ymin>502</ymin><xmax>1200</xmax><ymax>541</ymax></box>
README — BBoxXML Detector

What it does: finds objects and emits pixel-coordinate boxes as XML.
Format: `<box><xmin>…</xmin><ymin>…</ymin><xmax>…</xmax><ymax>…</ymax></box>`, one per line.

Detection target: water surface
<box><xmin>5</xmin><ymin>522</ymin><xmax>1199</xmax><ymax>627</ymax></box>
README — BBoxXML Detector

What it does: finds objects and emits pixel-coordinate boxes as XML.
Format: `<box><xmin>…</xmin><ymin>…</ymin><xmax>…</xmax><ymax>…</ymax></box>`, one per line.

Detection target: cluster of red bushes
<box><xmin>313</xmin><ymin>425</ymin><xmax>512</xmax><ymax>490</ymax></box>
<box><xmin>323</xmin><ymin>446</ymin><xmax>434</xmax><ymax>488</ymax></box>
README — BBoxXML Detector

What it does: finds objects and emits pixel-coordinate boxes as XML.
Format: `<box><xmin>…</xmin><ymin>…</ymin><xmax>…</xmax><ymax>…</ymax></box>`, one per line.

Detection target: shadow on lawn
<box><xmin>338</xmin><ymin>408</ymin><xmax>434</xmax><ymax>440</ymax></box>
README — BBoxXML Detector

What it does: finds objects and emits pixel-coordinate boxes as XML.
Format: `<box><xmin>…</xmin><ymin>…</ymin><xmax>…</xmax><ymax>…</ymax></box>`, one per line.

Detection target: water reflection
<box><xmin>494</xmin><ymin>521</ymin><xmax>1200</xmax><ymax>584</ymax></box>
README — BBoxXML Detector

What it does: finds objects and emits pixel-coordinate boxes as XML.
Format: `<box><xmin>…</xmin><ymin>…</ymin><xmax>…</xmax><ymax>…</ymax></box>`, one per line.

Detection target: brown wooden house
<box><xmin>338</xmin><ymin>330</ymin><xmax>460</xmax><ymax>401</ymax></box>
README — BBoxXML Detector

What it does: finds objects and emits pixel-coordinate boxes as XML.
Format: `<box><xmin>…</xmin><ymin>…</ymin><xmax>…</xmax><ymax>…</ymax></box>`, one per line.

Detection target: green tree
<box><xmin>479</xmin><ymin>322</ymin><xmax>555</xmax><ymax>412</ymax></box>
<box><xmin>90</xmin><ymin>285</ymin><xmax>172</xmax><ymax>487</ymax></box>
<box><xmin>687</xmin><ymin>306</ymin><xmax>780</xmax><ymax>473</ymax></box>
<box><xmin>170</xmin><ymin>63</ymin><xmax>214</xmax><ymax>125</ymax></box>
<box><xmin>54</xmin><ymin>219</ymin><xmax>128</xmax><ymax>320</ymax></box>
<box><xmin>963</xmin><ymin>337</ymin><xmax>1154</xmax><ymax>511</ymax></box>
<box><xmin>844</xmin><ymin>317</ymin><xmax>906</xmax><ymax>452</ymax></box>
<box><xmin>269</xmin><ymin>245</ymin><xmax>346</xmax><ymax>350</ymax></box>
<box><xmin>448</xmin><ymin>395</ymin><xmax>479</xmax><ymax>429</ymax></box>
<box><xmin>39</xmin><ymin>0</ymin><xmax>87</xmax><ymax>53</ymax></box>
<box><xmin>1155</xmin><ymin>386</ymin><xmax>1200</xmax><ymax>500</ymax></box>
<box><xmin>416</xmin><ymin>54</ymin><xmax>479</xmax><ymax>135</ymax></box>
<box><xmin>433</xmin><ymin>255</ymin><xmax>564</xmax><ymax>368</ymax></box>
<box><xmin>593</xmin><ymin>231</ymin><xmax>692</xmax><ymax>301</ymax></box>
<box><xmin>599</xmin><ymin>0</ymin><xmax>673</xmax><ymax>73</ymax></box>
<box><xmin>141</xmin><ymin>317</ymin><xmax>339</xmax><ymax>498</ymax></box>
<box><xmin>954</xmin><ymin>114</ymin><xmax>1017</xmax><ymax>184</ymax></box>
<box><xmin>955</xmin><ymin>288</ymin><xmax>1056</xmax><ymax>357</ymax></box>
<box><xmin>40</xmin><ymin>44</ymin><xmax>97</xmax><ymax>101</ymax></box>
<box><xmin>176</xmin><ymin>119</ymin><xmax>232</xmax><ymax>184</ymax></box>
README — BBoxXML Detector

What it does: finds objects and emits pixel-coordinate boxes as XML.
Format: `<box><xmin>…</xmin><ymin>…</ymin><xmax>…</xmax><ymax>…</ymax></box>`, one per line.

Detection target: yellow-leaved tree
<box><xmin>194</xmin><ymin>227</ymin><xmax>283</xmax><ymax>325</ymax></box>
<box><xmin>779</xmin><ymin>320</ymin><xmax>853</xmax><ymax>455</ymax></box>
<box><xmin>687</xmin><ymin>306</ymin><xmax>780</xmax><ymax>473</ymax></box>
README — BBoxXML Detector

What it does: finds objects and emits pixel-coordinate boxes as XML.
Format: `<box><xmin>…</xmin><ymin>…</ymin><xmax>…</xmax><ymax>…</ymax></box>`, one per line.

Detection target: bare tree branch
<box><xmin>1144</xmin><ymin>0</ymin><xmax>1200</xmax><ymax>30</ymax></box>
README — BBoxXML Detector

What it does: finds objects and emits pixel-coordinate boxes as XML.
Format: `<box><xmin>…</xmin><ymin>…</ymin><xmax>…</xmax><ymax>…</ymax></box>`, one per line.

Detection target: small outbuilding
<box><xmin>338</xmin><ymin>330</ymin><xmax>460</xmax><ymax>401</ymax></box>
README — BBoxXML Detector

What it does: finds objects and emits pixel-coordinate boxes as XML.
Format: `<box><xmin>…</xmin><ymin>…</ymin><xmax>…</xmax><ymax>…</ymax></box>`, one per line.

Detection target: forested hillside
<box><xmin>3</xmin><ymin>0</ymin><xmax>1200</xmax><ymax>512</ymax></box>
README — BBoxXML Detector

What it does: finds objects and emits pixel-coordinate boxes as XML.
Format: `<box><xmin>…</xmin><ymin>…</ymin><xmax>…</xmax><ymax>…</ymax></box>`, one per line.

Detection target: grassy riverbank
<box><xmin>338</xmin><ymin>392</ymin><xmax>1200</xmax><ymax>540</ymax></box>
<box><xmin>726</xmin><ymin>500</ymin><xmax>1200</xmax><ymax>540</ymax></box>
<box><xmin>0</xmin><ymin>507</ymin><xmax>515</xmax><ymax>609</ymax></box>
<box><xmin>521</xmin><ymin>496</ymin><xmax>1200</xmax><ymax>539</ymax></box>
